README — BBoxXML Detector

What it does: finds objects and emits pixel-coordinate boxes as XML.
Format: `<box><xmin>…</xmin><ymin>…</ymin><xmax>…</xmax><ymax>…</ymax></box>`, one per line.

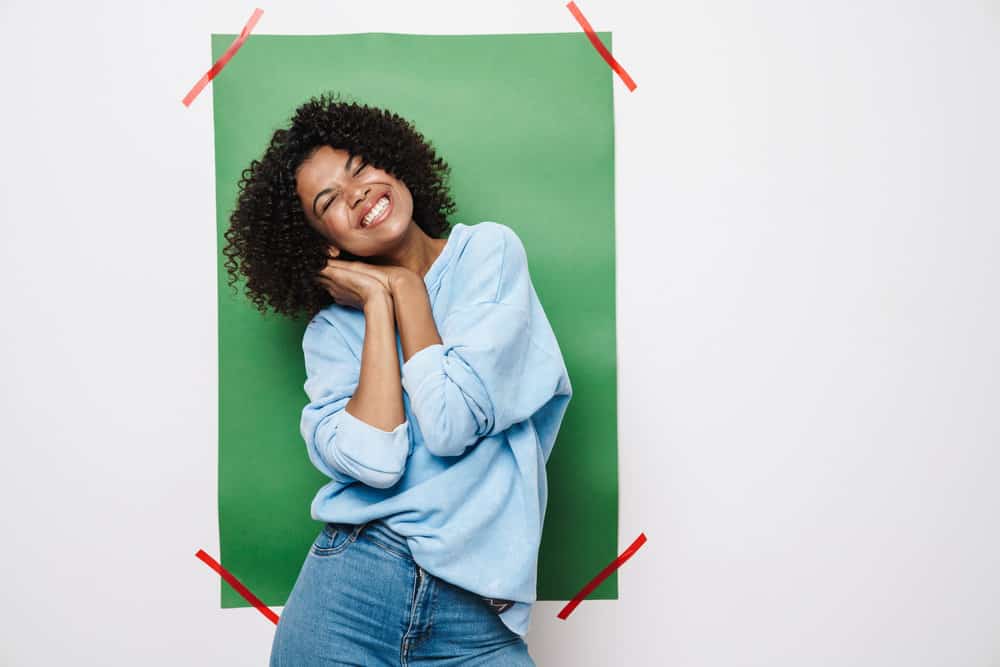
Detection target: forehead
<box><xmin>296</xmin><ymin>146</ymin><xmax>353</xmax><ymax>192</ymax></box>
<box><xmin>299</xmin><ymin>146</ymin><xmax>357</xmax><ymax>176</ymax></box>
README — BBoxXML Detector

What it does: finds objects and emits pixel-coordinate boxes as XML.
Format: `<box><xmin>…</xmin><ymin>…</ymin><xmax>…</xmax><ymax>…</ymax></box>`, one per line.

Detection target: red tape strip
<box><xmin>195</xmin><ymin>548</ymin><xmax>280</xmax><ymax>625</ymax></box>
<box><xmin>182</xmin><ymin>8</ymin><xmax>264</xmax><ymax>107</ymax></box>
<box><xmin>557</xmin><ymin>532</ymin><xmax>647</xmax><ymax>619</ymax></box>
<box><xmin>565</xmin><ymin>1</ymin><xmax>637</xmax><ymax>92</ymax></box>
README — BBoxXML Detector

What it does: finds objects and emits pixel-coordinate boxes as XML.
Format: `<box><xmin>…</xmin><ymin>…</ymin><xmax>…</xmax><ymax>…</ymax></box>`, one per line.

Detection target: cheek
<box><xmin>394</xmin><ymin>186</ymin><xmax>414</xmax><ymax>212</ymax></box>
<box><xmin>309</xmin><ymin>211</ymin><xmax>340</xmax><ymax>239</ymax></box>
<box><xmin>316</xmin><ymin>205</ymin><xmax>348</xmax><ymax>229</ymax></box>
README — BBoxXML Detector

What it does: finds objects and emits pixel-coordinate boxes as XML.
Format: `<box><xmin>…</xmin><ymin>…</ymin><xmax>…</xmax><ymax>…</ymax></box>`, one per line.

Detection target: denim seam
<box><xmin>310</xmin><ymin>523</ymin><xmax>363</xmax><ymax>557</ymax></box>
<box><xmin>310</xmin><ymin>542</ymin><xmax>350</xmax><ymax>556</ymax></box>
<box><xmin>416</xmin><ymin>575</ymin><xmax>437</xmax><ymax>651</ymax></box>
<box><xmin>403</xmin><ymin>580</ymin><xmax>435</xmax><ymax>656</ymax></box>
<box><xmin>406</xmin><ymin>570</ymin><xmax>438</xmax><ymax>654</ymax></box>
<box><xmin>411</xmin><ymin>567</ymin><xmax>434</xmax><ymax>652</ymax></box>
<box><xmin>362</xmin><ymin>533</ymin><xmax>412</xmax><ymax>561</ymax></box>
<box><xmin>401</xmin><ymin>566</ymin><xmax>425</xmax><ymax>664</ymax></box>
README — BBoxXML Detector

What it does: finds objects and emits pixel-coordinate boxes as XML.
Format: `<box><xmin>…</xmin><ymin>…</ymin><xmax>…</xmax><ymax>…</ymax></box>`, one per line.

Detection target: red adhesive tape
<box><xmin>182</xmin><ymin>8</ymin><xmax>264</xmax><ymax>107</ymax></box>
<box><xmin>565</xmin><ymin>1</ymin><xmax>637</xmax><ymax>92</ymax></box>
<box><xmin>195</xmin><ymin>548</ymin><xmax>280</xmax><ymax>625</ymax></box>
<box><xmin>557</xmin><ymin>532</ymin><xmax>647</xmax><ymax>619</ymax></box>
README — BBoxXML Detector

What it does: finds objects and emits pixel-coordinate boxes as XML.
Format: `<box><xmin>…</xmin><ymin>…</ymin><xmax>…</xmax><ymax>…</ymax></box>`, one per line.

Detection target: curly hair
<box><xmin>222</xmin><ymin>91</ymin><xmax>457</xmax><ymax>320</ymax></box>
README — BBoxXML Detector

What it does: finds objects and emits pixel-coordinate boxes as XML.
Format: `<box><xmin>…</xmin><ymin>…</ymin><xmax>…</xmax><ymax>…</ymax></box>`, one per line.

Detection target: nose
<box><xmin>348</xmin><ymin>184</ymin><xmax>372</xmax><ymax>209</ymax></box>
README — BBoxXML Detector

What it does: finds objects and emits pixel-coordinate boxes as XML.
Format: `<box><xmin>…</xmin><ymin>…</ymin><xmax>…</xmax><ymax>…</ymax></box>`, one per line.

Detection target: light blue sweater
<box><xmin>299</xmin><ymin>221</ymin><xmax>573</xmax><ymax>637</ymax></box>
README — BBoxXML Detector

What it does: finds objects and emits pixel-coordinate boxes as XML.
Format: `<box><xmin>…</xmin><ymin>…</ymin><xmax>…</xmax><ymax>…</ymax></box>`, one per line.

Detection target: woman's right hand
<box><xmin>314</xmin><ymin>258</ymin><xmax>390</xmax><ymax>310</ymax></box>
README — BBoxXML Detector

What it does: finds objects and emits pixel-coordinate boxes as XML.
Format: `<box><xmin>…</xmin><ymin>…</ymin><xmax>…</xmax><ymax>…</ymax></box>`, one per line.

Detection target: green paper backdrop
<box><xmin>212</xmin><ymin>31</ymin><xmax>618</xmax><ymax>610</ymax></box>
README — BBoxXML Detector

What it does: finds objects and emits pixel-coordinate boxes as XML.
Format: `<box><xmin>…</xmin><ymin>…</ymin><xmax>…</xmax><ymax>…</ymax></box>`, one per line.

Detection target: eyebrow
<box><xmin>311</xmin><ymin>153</ymin><xmax>361</xmax><ymax>219</ymax></box>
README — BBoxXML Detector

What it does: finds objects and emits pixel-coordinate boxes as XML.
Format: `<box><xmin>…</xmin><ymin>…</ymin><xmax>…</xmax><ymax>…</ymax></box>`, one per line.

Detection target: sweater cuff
<box><xmin>401</xmin><ymin>343</ymin><xmax>445</xmax><ymax>398</ymax></box>
<box><xmin>330</xmin><ymin>409</ymin><xmax>410</xmax><ymax>487</ymax></box>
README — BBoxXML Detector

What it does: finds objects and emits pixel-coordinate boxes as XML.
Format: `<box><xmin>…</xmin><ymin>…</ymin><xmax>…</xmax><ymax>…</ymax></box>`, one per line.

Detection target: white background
<box><xmin>1</xmin><ymin>1</ymin><xmax>998</xmax><ymax>665</ymax></box>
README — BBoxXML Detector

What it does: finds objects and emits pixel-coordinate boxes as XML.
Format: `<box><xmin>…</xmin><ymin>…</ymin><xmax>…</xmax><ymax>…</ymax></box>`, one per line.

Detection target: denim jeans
<box><xmin>270</xmin><ymin>519</ymin><xmax>535</xmax><ymax>666</ymax></box>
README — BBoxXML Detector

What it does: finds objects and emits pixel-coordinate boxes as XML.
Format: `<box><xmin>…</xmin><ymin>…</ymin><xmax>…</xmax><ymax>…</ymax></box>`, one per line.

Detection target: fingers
<box><xmin>313</xmin><ymin>262</ymin><xmax>366</xmax><ymax>294</ymax></box>
<box><xmin>323</xmin><ymin>258</ymin><xmax>390</xmax><ymax>289</ymax></box>
<box><xmin>313</xmin><ymin>273</ymin><xmax>344</xmax><ymax>306</ymax></box>
<box><xmin>321</xmin><ymin>258</ymin><xmax>365</xmax><ymax>274</ymax></box>
<box><xmin>323</xmin><ymin>258</ymin><xmax>359</xmax><ymax>270</ymax></box>
<box><xmin>318</xmin><ymin>260</ymin><xmax>361</xmax><ymax>279</ymax></box>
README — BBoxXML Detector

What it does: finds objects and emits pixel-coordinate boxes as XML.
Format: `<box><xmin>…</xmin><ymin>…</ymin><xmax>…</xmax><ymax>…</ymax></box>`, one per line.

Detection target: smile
<box><xmin>361</xmin><ymin>194</ymin><xmax>391</xmax><ymax>229</ymax></box>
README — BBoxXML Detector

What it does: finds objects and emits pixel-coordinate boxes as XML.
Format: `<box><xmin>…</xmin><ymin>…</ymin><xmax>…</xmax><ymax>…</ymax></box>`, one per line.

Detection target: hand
<box><xmin>314</xmin><ymin>250</ymin><xmax>390</xmax><ymax>310</ymax></box>
<box><xmin>320</xmin><ymin>246</ymin><xmax>413</xmax><ymax>296</ymax></box>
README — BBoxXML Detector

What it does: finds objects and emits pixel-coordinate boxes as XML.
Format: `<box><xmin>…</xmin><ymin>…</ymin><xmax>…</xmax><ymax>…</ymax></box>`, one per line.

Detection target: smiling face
<box><xmin>295</xmin><ymin>145</ymin><xmax>414</xmax><ymax>256</ymax></box>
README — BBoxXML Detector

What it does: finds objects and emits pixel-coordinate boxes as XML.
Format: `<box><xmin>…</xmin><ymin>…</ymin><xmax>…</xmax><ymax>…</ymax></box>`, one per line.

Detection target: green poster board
<box><xmin>213</xmin><ymin>31</ymin><xmax>618</xmax><ymax>611</ymax></box>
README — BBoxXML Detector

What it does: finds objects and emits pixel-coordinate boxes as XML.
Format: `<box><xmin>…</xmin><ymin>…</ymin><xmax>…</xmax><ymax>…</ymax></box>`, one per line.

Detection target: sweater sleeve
<box><xmin>400</xmin><ymin>223</ymin><xmax>572</xmax><ymax>458</ymax></box>
<box><xmin>299</xmin><ymin>314</ymin><xmax>412</xmax><ymax>489</ymax></box>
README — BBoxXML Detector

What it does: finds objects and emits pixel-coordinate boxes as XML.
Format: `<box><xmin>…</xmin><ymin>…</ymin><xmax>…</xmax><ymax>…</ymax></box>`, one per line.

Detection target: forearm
<box><xmin>344</xmin><ymin>290</ymin><xmax>406</xmax><ymax>431</ymax></box>
<box><xmin>392</xmin><ymin>272</ymin><xmax>443</xmax><ymax>363</ymax></box>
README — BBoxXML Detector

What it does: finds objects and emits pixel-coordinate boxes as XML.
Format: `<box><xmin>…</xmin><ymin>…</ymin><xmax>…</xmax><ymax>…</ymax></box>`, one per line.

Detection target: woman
<box><xmin>224</xmin><ymin>92</ymin><xmax>573</xmax><ymax>665</ymax></box>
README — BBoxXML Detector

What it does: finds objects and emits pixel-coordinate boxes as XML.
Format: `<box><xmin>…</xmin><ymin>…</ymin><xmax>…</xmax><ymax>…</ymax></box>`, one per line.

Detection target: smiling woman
<box><xmin>223</xmin><ymin>92</ymin><xmax>571</xmax><ymax>666</ymax></box>
<box><xmin>294</xmin><ymin>145</ymin><xmax>438</xmax><ymax>266</ymax></box>
<box><xmin>222</xmin><ymin>91</ymin><xmax>455</xmax><ymax>319</ymax></box>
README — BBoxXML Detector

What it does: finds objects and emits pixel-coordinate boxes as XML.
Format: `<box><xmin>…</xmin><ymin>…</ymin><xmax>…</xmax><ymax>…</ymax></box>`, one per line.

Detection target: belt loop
<box><xmin>351</xmin><ymin>521</ymin><xmax>368</xmax><ymax>540</ymax></box>
<box><xmin>482</xmin><ymin>597</ymin><xmax>515</xmax><ymax>614</ymax></box>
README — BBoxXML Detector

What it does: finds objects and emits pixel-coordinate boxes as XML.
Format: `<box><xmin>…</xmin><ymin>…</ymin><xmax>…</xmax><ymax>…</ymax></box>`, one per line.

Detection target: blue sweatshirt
<box><xmin>299</xmin><ymin>221</ymin><xmax>573</xmax><ymax>637</ymax></box>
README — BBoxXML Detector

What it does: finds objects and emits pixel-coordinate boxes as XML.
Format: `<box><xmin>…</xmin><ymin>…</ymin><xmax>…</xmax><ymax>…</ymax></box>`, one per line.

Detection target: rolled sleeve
<box><xmin>317</xmin><ymin>409</ymin><xmax>410</xmax><ymax>489</ymax></box>
<box><xmin>397</xmin><ymin>224</ymin><xmax>572</xmax><ymax>460</ymax></box>
<box><xmin>400</xmin><ymin>343</ymin><xmax>446</xmax><ymax>397</ymax></box>
<box><xmin>299</xmin><ymin>313</ymin><xmax>413</xmax><ymax>489</ymax></box>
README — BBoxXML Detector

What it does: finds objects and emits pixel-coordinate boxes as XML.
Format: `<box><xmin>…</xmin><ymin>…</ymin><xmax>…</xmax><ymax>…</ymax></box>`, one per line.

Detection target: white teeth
<box><xmin>362</xmin><ymin>196</ymin><xmax>389</xmax><ymax>226</ymax></box>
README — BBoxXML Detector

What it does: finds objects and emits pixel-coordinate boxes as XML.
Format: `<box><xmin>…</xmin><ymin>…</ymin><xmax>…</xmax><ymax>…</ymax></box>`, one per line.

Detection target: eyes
<box><xmin>320</xmin><ymin>160</ymin><xmax>369</xmax><ymax>215</ymax></box>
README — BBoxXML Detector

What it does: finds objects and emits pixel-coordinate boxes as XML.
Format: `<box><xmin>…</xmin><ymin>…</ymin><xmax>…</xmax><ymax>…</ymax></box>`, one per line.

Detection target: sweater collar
<box><xmin>422</xmin><ymin>223</ymin><xmax>465</xmax><ymax>290</ymax></box>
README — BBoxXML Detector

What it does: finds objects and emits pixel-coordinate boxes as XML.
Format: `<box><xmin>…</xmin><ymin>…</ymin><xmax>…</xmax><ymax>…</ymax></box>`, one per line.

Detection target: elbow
<box><xmin>310</xmin><ymin>411</ymin><xmax>411</xmax><ymax>489</ymax></box>
<box><xmin>409</xmin><ymin>392</ymin><xmax>491</xmax><ymax>458</ymax></box>
<box><xmin>422</xmin><ymin>428</ymin><xmax>479</xmax><ymax>458</ymax></box>
<box><xmin>362</xmin><ymin>467</ymin><xmax>405</xmax><ymax>489</ymax></box>
<box><xmin>420</xmin><ymin>426</ymin><xmax>452</xmax><ymax>457</ymax></box>
<box><xmin>322</xmin><ymin>438</ymin><xmax>406</xmax><ymax>488</ymax></box>
<box><xmin>423</xmin><ymin>437</ymin><xmax>461</xmax><ymax>458</ymax></box>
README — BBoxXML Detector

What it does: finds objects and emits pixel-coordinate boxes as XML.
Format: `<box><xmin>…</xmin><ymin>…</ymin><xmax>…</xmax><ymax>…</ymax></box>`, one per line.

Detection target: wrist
<box><xmin>363</xmin><ymin>287</ymin><xmax>394</xmax><ymax>314</ymax></box>
<box><xmin>389</xmin><ymin>268</ymin><xmax>425</xmax><ymax>296</ymax></box>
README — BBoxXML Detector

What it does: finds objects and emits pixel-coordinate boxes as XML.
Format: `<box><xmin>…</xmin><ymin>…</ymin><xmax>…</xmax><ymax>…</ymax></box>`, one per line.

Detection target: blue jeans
<box><xmin>270</xmin><ymin>519</ymin><xmax>535</xmax><ymax>666</ymax></box>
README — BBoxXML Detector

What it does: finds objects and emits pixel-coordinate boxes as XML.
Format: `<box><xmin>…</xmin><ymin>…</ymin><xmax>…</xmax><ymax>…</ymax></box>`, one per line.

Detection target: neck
<box><xmin>368</xmin><ymin>222</ymin><xmax>446</xmax><ymax>278</ymax></box>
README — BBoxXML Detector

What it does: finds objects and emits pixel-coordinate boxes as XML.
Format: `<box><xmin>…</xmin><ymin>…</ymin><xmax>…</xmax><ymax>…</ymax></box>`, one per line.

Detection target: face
<box><xmin>295</xmin><ymin>145</ymin><xmax>414</xmax><ymax>256</ymax></box>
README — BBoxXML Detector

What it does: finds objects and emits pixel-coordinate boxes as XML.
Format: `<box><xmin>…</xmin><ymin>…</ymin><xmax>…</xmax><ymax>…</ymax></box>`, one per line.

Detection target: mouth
<box><xmin>359</xmin><ymin>192</ymin><xmax>392</xmax><ymax>230</ymax></box>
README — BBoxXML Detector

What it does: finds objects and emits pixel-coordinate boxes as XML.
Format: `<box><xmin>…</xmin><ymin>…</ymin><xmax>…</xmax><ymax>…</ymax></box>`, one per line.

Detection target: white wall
<box><xmin>1</xmin><ymin>1</ymin><xmax>997</xmax><ymax>665</ymax></box>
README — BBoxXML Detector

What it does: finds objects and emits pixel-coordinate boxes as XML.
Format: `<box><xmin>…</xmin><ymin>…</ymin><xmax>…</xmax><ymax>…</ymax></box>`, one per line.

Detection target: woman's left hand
<box><xmin>322</xmin><ymin>249</ymin><xmax>414</xmax><ymax>296</ymax></box>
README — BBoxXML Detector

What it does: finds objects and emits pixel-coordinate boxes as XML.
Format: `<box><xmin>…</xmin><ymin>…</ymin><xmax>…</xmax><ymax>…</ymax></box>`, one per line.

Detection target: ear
<box><xmin>326</xmin><ymin>246</ymin><xmax>341</xmax><ymax>259</ymax></box>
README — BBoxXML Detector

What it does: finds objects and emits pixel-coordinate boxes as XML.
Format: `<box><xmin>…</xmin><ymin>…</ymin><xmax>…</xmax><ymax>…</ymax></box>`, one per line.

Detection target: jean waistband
<box><xmin>329</xmin><ymin>519</ymin><xmax>514</xmax><ymax>614</ymax></box>
<box><xmin>329</xmin><ymin>518</ymin><xmax>412</xmax><ymax>558</ymax></box>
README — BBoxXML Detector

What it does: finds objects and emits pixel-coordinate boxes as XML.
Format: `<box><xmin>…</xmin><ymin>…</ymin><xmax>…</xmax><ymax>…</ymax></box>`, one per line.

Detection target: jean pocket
<box><xmin>310</xmin><ymin>523</ymin><xmax>355</xmax><ymax>557</ymax></box>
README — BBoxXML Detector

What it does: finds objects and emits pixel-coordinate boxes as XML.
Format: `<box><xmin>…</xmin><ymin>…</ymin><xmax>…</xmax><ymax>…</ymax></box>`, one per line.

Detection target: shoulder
<box><xmin>449</xmin><ymin>221</ymin><xmax>531</xmax><ymax>307</ymax></box>
<box><xmin>462</xmin><ymin>221</ymin><xmax>524</xmax><ymax>252</ymax></box>
<box><xmin>303</xmin><ymin>306</ymin><xmax>356</xmax><ymax>359</ymax></box>
<box><xmin>457</xmin><ymin>221</ymin><xmax>528</xmax><ymax>274</ymax></box>
<box><xmin>306</xmin><ymin>305</ymin><xmax>342</xmax><ymax>333</ymax></box>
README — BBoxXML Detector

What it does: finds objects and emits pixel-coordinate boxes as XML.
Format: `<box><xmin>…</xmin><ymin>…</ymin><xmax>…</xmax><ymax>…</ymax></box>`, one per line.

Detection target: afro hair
<box><xmin>222</xmin><ymin>91</ymin><xmax>457</xmax><ymax>319</ymax></box>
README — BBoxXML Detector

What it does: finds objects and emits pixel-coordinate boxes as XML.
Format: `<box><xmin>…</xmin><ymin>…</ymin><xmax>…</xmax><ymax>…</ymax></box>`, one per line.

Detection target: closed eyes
<box><xmin>320</xmin><ymin>160</ymin><xmax>369</xmax><ymax>214</ymax></box>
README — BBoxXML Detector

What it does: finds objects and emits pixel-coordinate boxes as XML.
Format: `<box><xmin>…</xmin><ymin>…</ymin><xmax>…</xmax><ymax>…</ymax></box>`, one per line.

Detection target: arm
<box><xmin>347</xmin><ymin>291</ymin><xmax>406</xmax><ymax>431</ymax></box>
<box><xmin>392</xmin><ymin>272</ymin><xmax>442</xmax><ymax>368</ymax></box>
<box><xmin>300</xmin><ymin>290</ymin><xmax>411</xmax><ymax>489</ymax></box>
<box><xmin>394</xmin><ymin>223</ymin><xmax>572</xmax><ymax>458</ymax></box>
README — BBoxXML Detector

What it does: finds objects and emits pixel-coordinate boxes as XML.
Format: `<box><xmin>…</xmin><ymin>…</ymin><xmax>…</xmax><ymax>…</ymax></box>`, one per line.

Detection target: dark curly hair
<box><xmin>222</xmin><ymin>91</ymin><xmax>456</xmax><ymax>320</ymax></box>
